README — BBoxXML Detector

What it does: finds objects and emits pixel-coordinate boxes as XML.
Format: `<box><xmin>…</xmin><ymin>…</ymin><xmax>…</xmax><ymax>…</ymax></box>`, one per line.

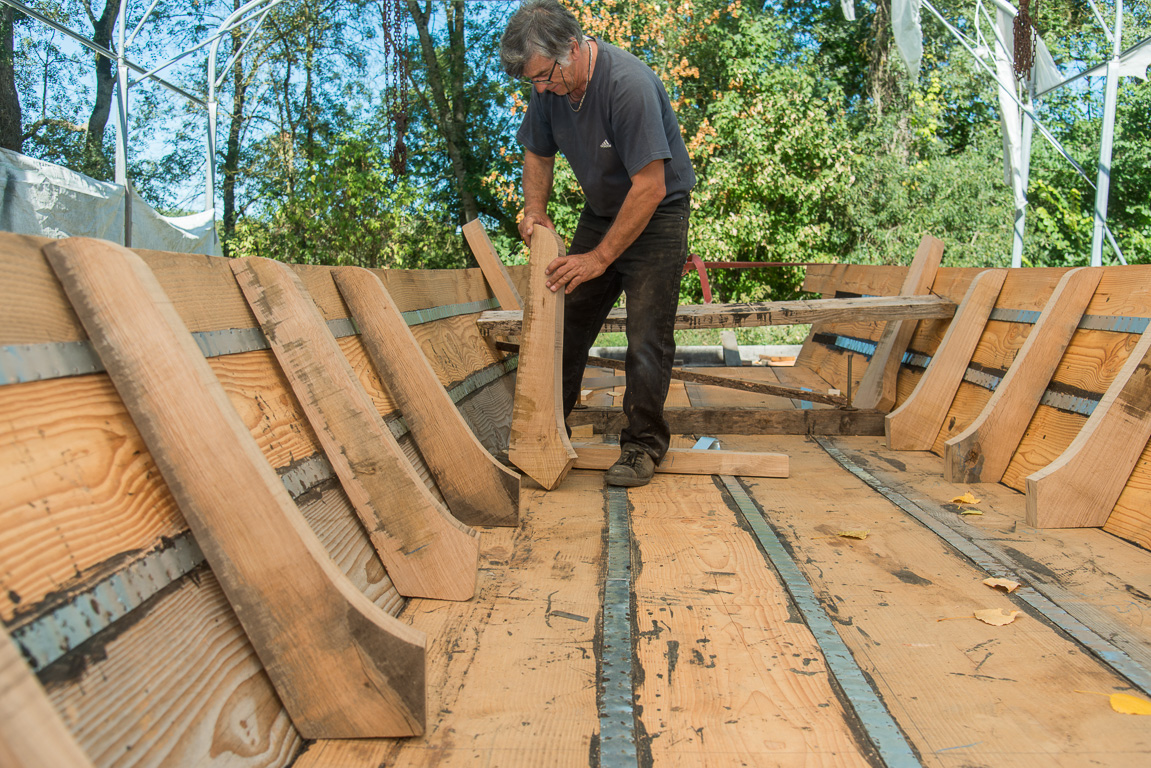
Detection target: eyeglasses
<box><xmin>525</xmin><ymin>59</ymin><xmax>559</xmax><ymax>84</ymax></box>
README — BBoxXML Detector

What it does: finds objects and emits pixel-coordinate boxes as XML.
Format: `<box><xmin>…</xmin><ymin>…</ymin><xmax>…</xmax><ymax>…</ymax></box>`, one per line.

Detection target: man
<box><xmin>501</xmin><ymin>0</ymin><xmax>695</xmax><ymax>488</ymax></box>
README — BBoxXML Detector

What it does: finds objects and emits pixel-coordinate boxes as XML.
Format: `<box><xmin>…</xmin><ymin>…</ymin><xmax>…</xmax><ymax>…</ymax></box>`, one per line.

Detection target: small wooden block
<box><xmin>572</xmin><ymin>444</ymin><xmax>788</xmax><ymax>478</ymax></box>
<box><xmin>508</xmin><ymin>229</ymin><xmax>577</xmax><ymax>490</ymax></box>
<box><xmin>232</xmin><ymin>257</ymin><xmax>480</xmax><ymax>600</ymax></box>
<box><xmin>463</xmin><ymin>219</ymin><xmax>522</xmax><ymax>310</ymax></box>
<box><xmin>944</xmin><ymin>267</ymin><xmax>1102</xmax><ymax>484</ymax></box>
<box><xmin>886</xmin><ymin>269</ymin><xmax>1007</xmax><ymax>450</ymax></box>
<box><xmin>44</xmin><ymin>237</ymin><xmax>426</xmax><ymax>738</ymax></box>
<box><xmin>334</xmin><ymin>266</ymin><xmax>520</xmax><ymax>527</ymax></box>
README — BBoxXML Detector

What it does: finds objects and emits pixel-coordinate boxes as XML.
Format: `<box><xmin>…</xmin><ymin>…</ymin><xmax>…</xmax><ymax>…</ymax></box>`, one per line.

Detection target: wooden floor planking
<box><xmin>724</xmin><ymin>434</ymin><xmax>1151</xmax><ymax>767</ymax></box>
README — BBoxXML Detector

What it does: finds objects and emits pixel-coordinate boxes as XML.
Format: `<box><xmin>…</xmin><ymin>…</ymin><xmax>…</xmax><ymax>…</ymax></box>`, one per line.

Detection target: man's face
<box><xmin>524</xmin><ymin>40</ymin><xmax>578</xmax><ymax>96</ymax></box>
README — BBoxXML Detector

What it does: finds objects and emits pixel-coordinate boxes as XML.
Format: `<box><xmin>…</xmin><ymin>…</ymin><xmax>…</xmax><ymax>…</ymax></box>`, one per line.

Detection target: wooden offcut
<box><xmin>334</xmin><ymin>265</ymin><xmax>520</xmax><ymax>527</ymax></box>
<box><xmin>853</xmin><ymin>235</ymin><xmax>945</xmax><ymax>412</ymax></box>
<box><xmin>508</xmin><ymin>229</ymin><xmax>577</xmax><ymax>490</ymax></box>
<box><xmin>571</xmin><ymin>443</ymin><xmax>789</xmax><ymax>477</ymax></box>
<box><xmin>463</xmin><ymin>219</ymin><xmax>523</xmax><ymax>310</ymax></box>
<box><xmin>1026</xmin><ymin>324</ymin><xmax>1151</xmax><ymax>529</ymax></box>
<box><xmin>43</xmin><ymin>237</ymin><xmax>427</xmax><ymax>738</ymax></box>
<box><xmin>232</xmin><ymin>257</ymin><xmax>480</xmax><ymax>600</ymax></box>
<box><xmin>886</xmin><ymin>269</ymin><xmax>1007</xmax><ymax>450</ymax></box>
<box><xmin>944</xmin><ymin>267</ymin><xmax>1102</xmax><ymax>484</ymax></box>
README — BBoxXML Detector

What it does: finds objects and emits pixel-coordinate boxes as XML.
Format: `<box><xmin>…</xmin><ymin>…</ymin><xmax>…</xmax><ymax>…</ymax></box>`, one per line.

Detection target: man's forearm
<box><xmin>592</xmin><ymin>160</ymin><xmax>666</xmax><ymax>266</ymax></box>
<box><xmin>523</xmin><ymin>151</ymin><xmax>555</xmax><ymax>216</ymax></box>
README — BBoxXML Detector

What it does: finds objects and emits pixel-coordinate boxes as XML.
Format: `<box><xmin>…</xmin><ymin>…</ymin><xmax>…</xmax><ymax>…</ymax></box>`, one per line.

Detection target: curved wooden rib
<box><xmin>43</xmin><ymin>238</ymin><xmax>425</xmax><ymax>738</ymax></box>
<box><xmin>508</xmin><ymin>228</ymin><xmax>577</xmax><ymax>490</ymax></box>
<box><xmin>231</xmin><ymin>257</ymin><xmax>479</xmax><ymax>601</ymax></box>
<box><xmin>334</xmin><ymin>266</ymin><xmax>520</xmax><ymax>527</ymax></box>
<box><xmin>944</xmin><ymin>267</ymin><xmax>1102</xmax><ymax>484</ymax></box>
<box><xmin>463</xmin><ymin>219</ymin><xmax>522</xmax><ymax>310</ymax></box>
<box><xmin>886</xmin><ymin>269</ymin><xmax>1007</xmax><ymax>451</ymax></box>
<box><xmin>1026</xmin><ymin>324</ymin><xmax>1151</xmax><ymax>528</ymax></box>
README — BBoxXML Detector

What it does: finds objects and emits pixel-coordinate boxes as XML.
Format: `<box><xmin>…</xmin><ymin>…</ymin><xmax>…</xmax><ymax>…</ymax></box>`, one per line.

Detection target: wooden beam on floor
<box><xmin>886</xmin><ymin>269</ymin><xmax>1007</xmax><ymax>450</ymax></box>
<box><xmin>334</xmin><ymin>266</ymin><xmax>520</xmax><ymax>527</ymax></box>
<box><xmin>944</xmin><ymin>267</ymin><xmax>1102</xmax><ymax>484</ymax></box>
<box><xmin>476</xmin><ymin>294</ymin><xmax>957</xmax><ymax>336</ymax></box>
<box><xmin>852</xmin><ymin>235</ymin><xmax>945</xmax><ymax>412</ymax></box>
<box><xmin>569</xmin><ymin>406</ymin><xmax>886</xmax><ymax>436</ymax></box>
<box><xmin>463</xmin><ymin>219</ymin><xmax>522</xmax><ymax>311</ymax></box>
<box><xmin>43</xmin><ymin>238</ymin><xmax>426</xmax><ymax>738</ymax></box>
<box><xmin>1026</xmin><ymin>323</ymin><xmax>1151</xmax><ymax>528</ymax></box>
<box><xmin>572</xmin><ymin>443</ymin><xmax>789</xmax><ymax>477</ymax></box>
<box><xmin>232</xmin><ymin>257</ymin><xmax>480</xmax><ymax>600</ymax></box>
<box><xmin>508</xmin><ymin>228</ymin><xmax>577</xmax><ymax>490</ymax></box>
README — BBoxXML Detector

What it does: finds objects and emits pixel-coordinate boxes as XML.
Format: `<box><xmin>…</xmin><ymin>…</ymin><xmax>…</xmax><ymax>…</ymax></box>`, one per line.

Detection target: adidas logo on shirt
<box><xmin>600</xmin><ymin>139</ymin><xmax>612</xmax><ymax>149</ymax></box>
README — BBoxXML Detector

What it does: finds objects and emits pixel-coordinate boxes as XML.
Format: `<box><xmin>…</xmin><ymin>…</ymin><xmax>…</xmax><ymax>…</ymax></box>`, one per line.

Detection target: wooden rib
<box><xmin>853</xmin><ymin>235</ymin><xmax>945</xmax><ymax>412</ymax></box>
<box><xmin>43</xmin><ymin>238</ymin><xmax>426</xmax><ymax>738</ymax></box>
<box><xmin>944</xmin><ymin>267</ymin><xmax>1102</xmax><ymax>485</ymax></box>
<box><xmin>508</xmin><ymin>228</ymin><xmax>576</xmax><ymax>490</ymax></box>
<box><xmin>462</xmin><ymin>219</ymin><xmax>522</xmax><ymax>310</ymax></box>
<box><xmin>476</xmin><ymin>294</ymin><xmax>957</xmax><ymax>336</ymax></box>
<box><xmin>886</xmin><ymin>269</ymin><xmax>1007</xmax><ymax>450</ymax></box>
<box><xmin>571</xmin><ymin>444</ymin><xmax>788</xmax><ymax>477</ymax></box>
<box><xmin>333</xmin><ymin>266</ymin><xmax>520</xmax><ymax>527</ymax></box>
<box><xmin>231</xmin><ymin>257</ymin><xmax>479</xmax><ymax>600</ymax></box>
<box><xmin>0</xmin><ymin>624</ymin><xmax>94</xmax><ymax>768</ymax></box>
<box><xmin>1026</xmin><ymin>324</ymin><xmax>1151</xmax><ymax>528</ymax></box>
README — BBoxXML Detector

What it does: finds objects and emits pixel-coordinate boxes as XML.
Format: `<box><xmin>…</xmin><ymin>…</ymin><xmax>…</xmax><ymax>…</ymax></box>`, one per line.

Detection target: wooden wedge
<box><xmin>572</xmin><ymin>444</ymin><xmax>789</xmax><ymax>478</ymax></box>
<box><xmin>232</xmin><ymin>257</ymin><xmax>480</xmax><ymax>600</ymax></box>
<box><xmin>886</xmin><ymin>269</ymin><xmax>1007</xmax><ymax>450</ymax></box>
<box><xmin>944</xmin><ymin>267</ymin><xmax>1102</xmax><ymax>484</ymax></box>
<box><xmin>334</xmin><ymin>266</ymin><xmax>520</xmax><ymax>527</ymax></box>
<box><xmin>43</xmin><ymin>237</ymin><xmax>426</xmax><ymax>738</ymax></box>
<box><xmin>508</xmin><ymin>228</ymin><xmax>577</xmax><ymax>489</ymax></box>
<box><xmin>463</xmin><ymin>219</ymin><xmax>522</xmax><ymax>310</ymax></box>
<box><xmin>853</xmin><ymin>235</ymin><xmax>945</xmax><ymax>411</ymax></box>
<box><xmin>1026</xmin><ymin>323</ymin><xmax>1151</xmax><ymax>528</ymax></box>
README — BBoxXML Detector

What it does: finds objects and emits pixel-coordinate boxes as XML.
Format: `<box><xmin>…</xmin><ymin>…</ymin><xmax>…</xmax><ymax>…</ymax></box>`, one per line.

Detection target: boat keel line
<box><xmin>598</xmin><ymin>486</ymin><xmax>641</xmax><ymax>767</ymax></box>
<box><xmin>813</xmin><ymin>436</ymin><xmax>1151</xmax><ymax>699</ymax></box>
<box><xmin>717</xmin><ymin>475</ymin><xmax>924</xmax><ymax>768</ymax></box>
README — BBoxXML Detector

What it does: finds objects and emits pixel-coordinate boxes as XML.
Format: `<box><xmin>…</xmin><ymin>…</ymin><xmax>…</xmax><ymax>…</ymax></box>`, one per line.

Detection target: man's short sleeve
<box><xmin>612</xmin><ymin>73</ymin><xmax>673</xmax><ymax>178</ymax></box>
<box><xmin>517</xmin><ymin>96</ymin><xmax>559</xmax><ymax>158</ymax></box>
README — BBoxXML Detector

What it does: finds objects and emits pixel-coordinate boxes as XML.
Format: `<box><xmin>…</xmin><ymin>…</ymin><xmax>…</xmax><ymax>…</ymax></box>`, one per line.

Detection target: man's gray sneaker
<box><xmin>605</xmin><ymin>444</ymin><xmax>655</xmax><ymax>487</ymax></box>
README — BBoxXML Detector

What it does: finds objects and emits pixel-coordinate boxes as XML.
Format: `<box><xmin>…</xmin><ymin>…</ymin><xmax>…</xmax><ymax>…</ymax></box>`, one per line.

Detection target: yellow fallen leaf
<box><xmin>837</xmin><ymin>530</ymin><xmax>869</xmax><ymax>540</ymax></box>
<box><xmin>974</xmin><ymin>608</ymin><xmax>1021</xmax><ymax>626</ymax></box>
<box><xmin>950</xmin><ymin>491</ymin><xmax>981</xmax><ymax>505</ymax></box>
<box><xmin>983</xmin><ymin>578</ymin><xmax>1020</xmax><ymax>593</ymax></box>
<box><xmin>960</xmin><ymin>509</ymin><xmax>984</xmax><ymax>516</ymax></box>
<box><xmin>1075</xmin><ymin>690</ymin><xmax>1151</xmax><ymax>715</ymax></box>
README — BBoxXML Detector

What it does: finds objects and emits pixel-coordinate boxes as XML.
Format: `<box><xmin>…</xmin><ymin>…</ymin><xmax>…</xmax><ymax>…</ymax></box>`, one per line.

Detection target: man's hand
<box><xmin>545</xmin><ymin>249</ymin><xmax>609</xmax><ymax>294</ymax></box>
<box><xmin>518</xmin><ymin>210</ymin><xmax>556</xmax><ymax>244</ymax></box>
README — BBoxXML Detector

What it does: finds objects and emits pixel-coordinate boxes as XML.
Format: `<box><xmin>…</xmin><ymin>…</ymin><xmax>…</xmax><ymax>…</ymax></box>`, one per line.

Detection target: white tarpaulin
<box><xmin>0</xmin><ymin>148</ymin><xmax>220</xmax><ymax>255</ymax></box>
<box><xmin>892</xmin><ymin>0</ymin><xmax>924</xmax><ymax>81</ymax></box>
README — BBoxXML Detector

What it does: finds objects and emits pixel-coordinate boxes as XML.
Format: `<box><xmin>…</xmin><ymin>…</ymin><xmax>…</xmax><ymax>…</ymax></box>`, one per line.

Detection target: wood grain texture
<box><xmin>571</xmin><ymin>443</ymin><xmax>789</xmax><ymax>477</ymax></box>
<box><xmin>853</xmin><ymin>235</ymin><xmax>945</xmax><ymax>412</ymax></box>
<box><xmin>567</xmin><ymin>406</ymin><xmax>886</xmax><ymax>436</ymax></box>
<box><xmin>508</xmin><ymin>229</ymin><xmax>576</xmax><ymax>490</ymax></box>
<box><xmin>0</xmin><ymin>623</ymin><xmax>94</xmax><ymax>768</ymax></box>
<box><xmin>462</xmin><ymin>219</ymin><xmax>522</xmax><ymax>310</ymax></box>
<box><xmin>410</xmin><ymin>313</ymin><xmax>504</xmax><ymax>389</ymax></box>
<box><xmin>231</xmin><ymin>256</ymin><xmax>479</xmax><ymax>601</ymax></box>
<box><xmin>1027</xmin><ymin>325</ymin><xmax>1151</xmax><ymax>528</ymax></box>
<box><xmin>45</xmin><ymin>237</ymin><xmax>426</xmax><ymax>738</ymax></box>
<box><xmin>945</xmin><ymin>268</ymin><xmax>1103</xmax><ymax>484</ymax></box>
<box><xmin>334</xmin><ymin>266</ymin><xmax>519</xmax><ymax>527</ymax></box>
<box><xmin>887</xmin><ymin>269</ymin><xmax>1007</xmax><ymax>450</ymax></box>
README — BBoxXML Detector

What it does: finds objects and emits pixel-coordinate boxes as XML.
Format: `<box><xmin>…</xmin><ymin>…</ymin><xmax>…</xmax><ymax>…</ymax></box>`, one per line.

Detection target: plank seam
<box><xmin>599</xmin><ymin>486</ymin><xmax>639</xmax><ymax>767</ymax></box>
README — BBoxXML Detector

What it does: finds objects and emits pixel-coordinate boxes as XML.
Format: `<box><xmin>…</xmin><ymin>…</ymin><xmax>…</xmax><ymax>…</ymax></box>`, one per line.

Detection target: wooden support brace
<box><xmin>43</xmin><ymin>238</ymin><xmax>426</xmax><ymax>738</ymax></box>
<box><xmin>944</xmin><ymin>267</ymin><xmax>1102</xmax><ymax>485</ymax></box>
<box><xmin>333</xmin><ymin>266</ymin><xmax>520</xmax><ymax>527</ymax></box>
<box><xmin>508</xmin><ymin>228</ymin><xmax>577</xmax><ymax>490</ymax></box>
<box><xmin>853</xmin><ymin>235</ymin><xmax>945</xmax><ymax>412</ymax></box>
<box><xmin>1026</xmin><ymin>322</ymin><xmax>1151</xmax><ymax>528</ymax></box>
<box><xmin>1</xmin><ymin>624</ymin><xmax>94</xmax><ymax>768</ymax></box>
<box><xmin>232</xmin><ymin>257</ymin><xmax>479</xmax><ymax>600</ymax></box>
<box><xmin>886</xmin><ymin>269</ymin><xmax>1007</xmax><ymax>450</ymax></box>
<box><xmin>463</xmin><ymin>219</ymin><xmax>522</xmax><ymax>310</ymax></box>
<box><xmin>572</xmin><ymin>444</ymin><xmax>789</xmax><ymax>478</ymax></box>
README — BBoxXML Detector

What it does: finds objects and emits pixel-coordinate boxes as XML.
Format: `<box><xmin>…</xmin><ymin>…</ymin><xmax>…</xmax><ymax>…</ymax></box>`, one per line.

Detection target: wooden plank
<box><xmin>568</xmin><ymin>406</ymin><xmax>886</xmax><ymax>436</ymax></box>
<box><xmin>334</xmin><ymin>266</ymin><xmax>520</xmax><ymax>527</ymax></box>
<box><xmin>44</xmin><ymin>237</ymin><xmax>427</xmax><ymax>738</ymax></box>
<box><xmin>853</xmin><ymin>235</ymin><xmax>945</xmax><ymax>412</ymax></box>
<box><xmin>886</xmin><ymin>269</ymin><xmax>1007</xmax><ymax>450</ymax></box>
<box><xmin>0</xmin><ymin>623</ymin><xmax>94</xmax><ymax>768</ymax></box>
<box><xmin>944</xmin><ymin>267</ymin><xmax>1102</xmax><ymax>484</ymax></box>
<box><xmin>571</xmin><ymin>443</ymin><xmax>789</xmax><ymax>477</ymax></box>
<box><xmin>508</xmin><ymin>229</ymin><xmax>576</xmax><ymax>490</ymax></box>
<box><xmin>476</xmin><ymin>294</ymin><xmax>957</xmax><ymax>336</ymax></box>
<box><xmin>462</xmin><ymin>219</ymin><xmax>522</xmax><ymax>310</ymax></box>
<box><xmin>231</xmin><ymin>256</ymin><xmax>480</xmax><ymax>600</ymax></box>
<box><xmin>1026</xmin><ymin>324</ymin><xmax>1151</xmax><ymax>528</ymax></box>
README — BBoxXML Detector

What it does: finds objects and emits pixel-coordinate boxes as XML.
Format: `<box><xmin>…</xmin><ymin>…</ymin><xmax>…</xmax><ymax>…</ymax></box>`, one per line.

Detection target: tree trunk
<box><xmin>222</xmin><ymin>0</ymin><xmax>248</xmax><ymax>255</ymax></box>
<box><xmin>85</xmin><ymin>0</ymin><xmax>121</xmax><ymax>178</ymax></box>
<box><xmin>1</xmin><ymin>6</ymin><xmax>21</xmax><ymax>151</ymax></box>
<box><xmin>867</xmin><ymin>0</ymin><xmax>897</xmax><ymax>118</ymax></box>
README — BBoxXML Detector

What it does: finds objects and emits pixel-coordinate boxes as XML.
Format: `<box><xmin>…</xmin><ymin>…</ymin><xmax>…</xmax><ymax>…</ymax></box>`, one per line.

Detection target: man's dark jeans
<box><xmin>561</xmin><ymin>197</ymin><xmax>690</xmax><ymax>463</ymax></box>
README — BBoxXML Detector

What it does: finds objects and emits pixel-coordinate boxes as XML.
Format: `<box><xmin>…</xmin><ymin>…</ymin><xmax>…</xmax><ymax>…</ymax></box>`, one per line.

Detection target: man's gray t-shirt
<box><xmin>517</xmin><ymin>39</ymin><xmax>696</xmax><ymax>219</ymax></box>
